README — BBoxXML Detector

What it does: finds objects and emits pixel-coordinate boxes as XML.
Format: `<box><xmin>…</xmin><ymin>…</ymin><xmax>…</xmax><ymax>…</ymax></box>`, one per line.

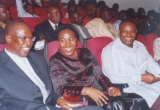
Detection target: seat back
<box><xmin>146</xmin><ymin>33</ymin><xmax>158</xmax><ymax>57</ymax></box>
<box><xmin>86</xmin><ymin>37</ymin><xmax>113</xmax><ymax>67</ymax></box>
<box><xmin>61</xmin><ymin>8</ymin><xmax>68</xmax><ymax>18</ymax></box>
<box><xmin>34</xmin><ymin>8</ymin><xmax>47</xmax><ymax>18</ymax></box>
<box><xmin>9</xmin><ymin>6</ymin><xmax>18</xmax><ymax>19</ymax></box>
<box><xmin>2</xmin><ymin>0</ymin><xmax>15</xmax><ymax>7</ymax></box>
<box><xmin>0</xmin><ymin>44</ymin><xmax>6</xmax><ymax>51</ymax></box>
<box><xmin>82</xmin><ymin>18</ymin><xmax>93</xmax><ymax>26</ymax></box>
<box><xmin>136</xmin><ymin>34</ymin><xmax>146</xmax><ymax>46</ymax></box>
<box><xmin>58</xmin><ymin>3</ymin><xmax>67</xmax><ymax>9</ymax></box>
<box><xmin>78</xmin><ymin>9</ymin><xmax>87</xmax><ymax>17</ymax></box>
<box><xmin>45</xmin><ymin>40</ymin><xmax>82</xmax><ymax>62</ymax></box>
<box><xmin>21</xmin><ymin>18</ymin><xmax>44</xmax><ymax>32</ymax></box>
<box><xmin>61</xmin><ymin>18</ymin><xmax>71</xmax><ymax>24</ymax></box>
<box><xmin>43</xmin><ymin>1</ymin><xmax>51</xmax><ymax>7</ymax></box>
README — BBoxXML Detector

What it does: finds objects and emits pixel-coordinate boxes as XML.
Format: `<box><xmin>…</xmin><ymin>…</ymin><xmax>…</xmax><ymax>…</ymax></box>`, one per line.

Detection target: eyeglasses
<box><xmin>11</xmin><ymin>35</ymin><xmax>35</xmax><ymax>42</ymax></box>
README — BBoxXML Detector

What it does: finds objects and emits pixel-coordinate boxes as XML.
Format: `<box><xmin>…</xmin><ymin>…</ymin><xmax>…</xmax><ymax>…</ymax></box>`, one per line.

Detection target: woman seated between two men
<box><xmin>49</xmin><ymin>24</ymin><xmax>150</xmax><ymax>110</ymax></box>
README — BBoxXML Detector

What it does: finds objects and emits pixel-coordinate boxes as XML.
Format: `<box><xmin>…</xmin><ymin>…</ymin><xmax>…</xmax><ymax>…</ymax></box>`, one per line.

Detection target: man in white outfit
<box><xmin>102</xmin><ymin>19</ymin><xmax>160</xmax><ymax>110</ymax></box>
<box><xmin>16</xmin><ymin>0</ymin><xmax>39</xmax><ymax>18</ymax></box>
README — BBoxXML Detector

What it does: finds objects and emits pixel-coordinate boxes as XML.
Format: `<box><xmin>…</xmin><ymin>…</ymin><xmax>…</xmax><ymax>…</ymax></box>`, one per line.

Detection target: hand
<box><xmin>83</xmin><ymin>87</ymin><xmax>108</xmax><ymax>106</ymax></box>
<box><xmin>109</xmin><ymin>87</ymin><xmax>121</xmax><ymax>97</ymax></box>
<box><xmin>57</xmin><ymin>97</ymin><xmax>82</xmax><ymax>110</ymax></box>
<box><xmin>141</xmin><ymin>73</ymin><xmax>159</xmax><ymax>84</ymax></box>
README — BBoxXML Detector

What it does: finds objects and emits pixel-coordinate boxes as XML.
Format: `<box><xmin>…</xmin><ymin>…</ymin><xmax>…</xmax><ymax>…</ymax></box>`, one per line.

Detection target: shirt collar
<box><xmin>48</xmin><ymin>20</ymin><xmax>58</xmax><ymax>30</ymax></box>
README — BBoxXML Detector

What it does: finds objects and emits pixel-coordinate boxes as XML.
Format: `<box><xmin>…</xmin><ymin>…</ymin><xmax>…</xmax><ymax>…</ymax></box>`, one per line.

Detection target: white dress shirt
<box><xmin>5</xmin><ymin>48</ymin><xmax>49</xmax><ymax>109</ymax></box>
<box><xmin>16</xmin><ymin>0</ymin><xmax>39</xmax><ymax>18</ymax></box>
<box><xmin>48</xmin><ymin>20</ymin><xmax>58</xmax><ymax>30</ymax></box>
<box><xmin>102</xmin><ymin>38</ymin><xmax>160</xmax><ymax>107</ymax></box>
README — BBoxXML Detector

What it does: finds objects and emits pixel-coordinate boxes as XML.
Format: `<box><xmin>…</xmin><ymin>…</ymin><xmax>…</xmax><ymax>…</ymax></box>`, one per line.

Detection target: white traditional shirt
<box><xmin>153</xmin><ymin>37</ymin><xmax>160</xmax><ymax>61</ymax></box>
<box><xmin>113</xmin><ymin>19</ymin><xmax>121</xmax><ymax>30</ymax></box>
<box><xmin>16</xmin><ymin>0</ymin><xmax>39</xmax><ymax>18</ymax></box>
<box><xmin>102</xmin><ymin>38</ymin><xmax>160</xmax><ymax>107</ymax></box>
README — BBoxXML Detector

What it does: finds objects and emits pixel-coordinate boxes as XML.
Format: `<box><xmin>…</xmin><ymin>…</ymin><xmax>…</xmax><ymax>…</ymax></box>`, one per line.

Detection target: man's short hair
<box><xmin>5</xmin><ymin>20</ymin><xmax>30</xmax><ymax>35</ymax></box>
<box><xmin>119</xmin><ymin>19</ymin><xmax>136</xmax><ymax>29</ymax></box>
<box><xmin>46</xmin><ymin>6</ymin><xmax>59</xmax><ymax>13</ymax></box>
<box><xmin>147</xmin><ymin>10</ymin><xmax>156</xmax><ymax>17</ymax></box>
<box><xmin>100</xmin><ymin>6</ymin><xmax>110</xmax><ymax>18</ymax></box>
<box><xmin>118</xmin><ymin>10</ymin><xmax>126</xmax><ymax>17</ymax></box>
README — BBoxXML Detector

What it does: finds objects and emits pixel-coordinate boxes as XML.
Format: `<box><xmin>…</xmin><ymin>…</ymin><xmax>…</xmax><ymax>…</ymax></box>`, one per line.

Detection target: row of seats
<box><xmin>0</xmin><ymin>35</ymin><xmax>156</xmax><ymax>66</ymax></box>
<box><xmin>136</xmin><ymin>33</ymin><xmax>158</xmax><ymax>57</ymax></box>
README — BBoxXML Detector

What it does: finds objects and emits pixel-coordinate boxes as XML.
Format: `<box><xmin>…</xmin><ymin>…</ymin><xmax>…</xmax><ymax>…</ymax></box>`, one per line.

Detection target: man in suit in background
<box><xmin>137</xmin><ymin>10</ymin><xmax>156</xmax><ymax>36</ymax></box>
<box><xmin>0</xmin><ymin>19</ymin><xmax>103</xmax><ymax>110</ymax></box>
<box><xmin>34</xmin><ymin>6</ymin><xmax>63</xmax><ymax>42</ymax></box>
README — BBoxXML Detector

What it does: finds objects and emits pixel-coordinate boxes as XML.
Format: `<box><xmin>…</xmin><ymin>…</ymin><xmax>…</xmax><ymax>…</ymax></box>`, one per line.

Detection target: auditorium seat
<box><xmin>34</xmin><ymin>8</ymin><xmax>47</xmax><ymax>18</ymax></box>
<box><xmin>2</xmin><ymin>0</ymin><xmax>15</xmax><ymax>7</ymax></box>
<box><xmin>44</xmin><ymin>40</ymin><xmax>82</xmax><ymax>62</ymax></box>
<box><xmin>86</xmin><ymin>37</ymin><xmax>113</xmax><ymax>67</ymax></box>
<box><xmin>61</xmin><ymin>8</ymin><xmax>68</xmax><ymax>18</ymax></box>
<box><xmin>136</xmin><ymin>34</ymin><xmax>146</xmax><ymax>46</ymax></box>
<box><xmin>0</xmin><ymin>44</ymin><xmax>6</xmax><ymax>51</ymax></box>
<box><xmin>43</xmin><ymin>1</ymin><xmax>51</xmax><ymax>7</ymax></box>
<box><xmin>78</xmin><ymin>9</ymin><xmax>87</xmax><ymax>17</ymax></box>
<box><xmin>21</xmin><ymin>18</ymin><xmax>44</xmax><ymax>32</ymax></box>
<box><xmin>146</xmin><ymin>33</ymin><xmax>158</xmax><ymax>57</ymax></box>
<box><xmin>82</xmin><ymin>18</ymin><xmax>93</xmax><ymax>26</ymax></box>
<box><xmin>61</xmin><ymin>18</ymin><xmax>71</xmax><ymax>24</ymax></box>
<box><xmin>58</xmin><ymin>3</ymin><xmax>67</xmax><ymax>9</ymax></box>
<box><xmin>9</xmin><ymin>6</ymin><xmax>18</xmax><ymax>19</ymax></box>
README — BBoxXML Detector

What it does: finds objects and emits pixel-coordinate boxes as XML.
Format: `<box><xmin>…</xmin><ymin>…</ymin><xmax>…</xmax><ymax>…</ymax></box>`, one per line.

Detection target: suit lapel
<box><xmin>1</xmin><ymin>51</ymin><xmax>32</xmax><ymax>81</ymax></box>
<box><xmin>27</xmin><ymin>55</ymin><xmax>47</xmax><ymax>86</ymax></box>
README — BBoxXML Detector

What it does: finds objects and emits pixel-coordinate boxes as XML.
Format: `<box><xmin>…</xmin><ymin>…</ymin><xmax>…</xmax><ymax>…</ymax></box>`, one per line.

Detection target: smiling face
<box><xmin>6</xmin><ymin>22</ymin><xmax>33</xmax><ymax>57</ymax></box>
<box><xmin>118</xmin><ymin>21</ymin><xmax>137</xmax><ymax>48</ymax></box>
<box><xmin>58</xmin><ymin>29</ymin><xmax>77</xmax><ymax>57</ymax></box>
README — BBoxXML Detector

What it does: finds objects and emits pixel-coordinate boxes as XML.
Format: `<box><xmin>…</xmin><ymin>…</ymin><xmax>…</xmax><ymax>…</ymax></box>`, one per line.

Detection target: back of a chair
<box><xmin>58</xmin><ymin>3</ymin><xmax>67</xmax><ymax>9</ymax></box>
<box><xmin>21</xmin><ymin>18</ymin><xmax>44</xmax><ymax>31</ymax></box>
<box><xmin>0</xmin><ymin>44</ymin><xmax>6</xmax><ymax>51</ymax></box>
<box><xmin>61</xmin><ymin>18</ymin><xmax>71</xmax><ymax>24</ymax></box>
<box><xmin>146</xmin><ymin>33</ymin><xmax>158</xmax><ymax>57</ymax></box>
<box><xmin>45</xmin><ymin>40</ymin><xmax>82</xmax><ymax>62</ymax></box>
<box><xmin>2</xmin><ymin>0</ymin><xmax>15</xmax><ymax>7</ymax></box>
<box><xmin>9</xmin><ymin>6</ymin><xmax>18</xmax><ymax>19</ymax></box>
<box><xmin>82</xmin><ymin>18</ymin><xmax>93</xmax><ymax>26</ymax></box>
<box><xmin>61</xmin><ymin>8</ymin><xmax>68</xmax><ymax>18</ymax></box>
<box><xmin>34</xmin><ymin>8</ymin><xmax>47</xmax><ymax>18</ymax></box>
<box><xmin>86</xmin><ymin>37</ymin><xmax>113</xmax><ymax>67</ymax></box>
<box><xmin>43</xmin><ymin>1</ymin><xmax>51</xmax><ymax>7</ymax></box>
<box><xmin>136</xmin><ymin>34</ymin><xmax>146</xmax><ymax>46</ymax></box>
<box><xmin>78</xmin><ymin>9</ymin><xmax>87</xmax><ymax>17</ymax></box>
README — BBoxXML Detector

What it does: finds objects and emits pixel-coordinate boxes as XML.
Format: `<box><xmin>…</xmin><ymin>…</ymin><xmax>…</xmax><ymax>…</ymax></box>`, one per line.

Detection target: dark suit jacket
<box><xmin>0</xmin><ymin>26</ymin><xmax>6</xmax><ymax>44</ymax></box>
<box><xmin>0</xmin><ymin>50</ymin><xmax>61</xmax><ymax>110</ymax></box>
<box><xmin>33</xmin><ymin>20</ymin><xmax>64</xmax><ymax>42</ymax></box>
<box><xmin>137</xmin><ymin>20</ymin><xmax>156</xmax><ymax>36</ymax></box>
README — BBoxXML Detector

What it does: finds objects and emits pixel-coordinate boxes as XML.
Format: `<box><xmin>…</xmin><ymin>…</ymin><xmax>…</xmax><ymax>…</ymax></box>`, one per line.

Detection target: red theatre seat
<box><xmin>9</xmin><ymin>6</ymin><xmax>18</xmax><ymax>19</ymax></box>
<box><xmin>136</xmin><ymin>34</ymin><xmax>146</xmax><ymax>46</ymax></box>
<box><xmin>82</xmin><ymin>18</ymin><xmax>93</xmax><ymax>26</ymax></box>
<box><xmin>78</xmin><ymin>9</ymin><xmax>87</xmax><ymax>17</ymax></box>
<box><xmin>2</xmin><ymin>0</ymin><xmax>15</xmax><ymax>7</ymax></box>
<box><xmin>86</xmin><ymin>37</ymin><xmax>113</xmax><ymax>67</ymax></box>
<box><xmin>45</xmin><ymin>40</ymin><xmax>82</xmax><ymax>62</ymax></box>
<box><xmin>21</xmin><ymin>18</ymin><xmax>44</xmax><ymax>32</ymax></box>
<box><xmin>146</xmin><ymin>33</ymin><xmax>158</xmax><ymax>57</ymax></box>
<box><xmin>0</xmin><ymin>44</ymin><xmax>6</xmax><ymax>51</ymax></box>
<box><xmin>61</xmin><ymin>8</ymin><xmax>68</xmax><ymax>18</ymax></box>
<box><xmin>58</xmin><ymin>3</ymin><xmax>67</xmax><ymax>9</ymax></box>
<box><xmin>43</xmin><ymin>1</ymin><xmax>51</xmax><ymax>7</ymax></box>
<box><xmin>61</xmin><ymin>18</ymin><xmax>71</xmax><ymax>24</ymax></box>
<box><xmin>34</xmin><ymin>8</ymin><xmax>47</xmax><ymax>18</ymax></box>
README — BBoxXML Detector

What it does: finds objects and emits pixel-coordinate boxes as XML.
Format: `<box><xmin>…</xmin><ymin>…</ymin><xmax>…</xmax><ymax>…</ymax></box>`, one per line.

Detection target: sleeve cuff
<box><xmin>132</xmin><ymin>74</ymin><xmax>142</xmax><ymax>85</ymax></box>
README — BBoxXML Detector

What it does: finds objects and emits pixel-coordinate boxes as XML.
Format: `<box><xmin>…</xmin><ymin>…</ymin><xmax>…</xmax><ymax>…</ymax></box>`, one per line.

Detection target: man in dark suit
<box><xmin>33</xmin><ymin>6</ymin><xmax>63</xmax><ymax>42</ymax></box>
<box><xmin>137</xmin><ymin>10</ymin><xmax>156</xmax><ymax>36</ymax></box>
<box><xmin>0</xmin><ymin>19</ymin><xmax>103</xmax><ymax>110</ymax></box>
